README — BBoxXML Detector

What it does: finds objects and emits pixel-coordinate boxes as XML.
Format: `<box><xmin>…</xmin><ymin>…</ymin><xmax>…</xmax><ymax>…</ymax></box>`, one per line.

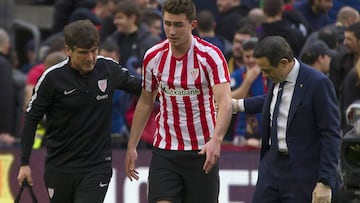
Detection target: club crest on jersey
<box><xmin>190</xmin><ymin>69</ymin><xmax>199</xmax><ymax>79</ymax></box>
<box><xmin>98</xmin><ymin>79</ymin><xmax>107</xmax><ymax>92</ymax></box>
<box><xmin>48</xmin><ymin>188</ymin><xmax>54</xmax><ymax>199</ymax></box>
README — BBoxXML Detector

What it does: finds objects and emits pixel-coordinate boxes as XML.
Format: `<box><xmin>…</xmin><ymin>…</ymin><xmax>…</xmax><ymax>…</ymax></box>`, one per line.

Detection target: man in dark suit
<box><xmin>232</xmin><ymin>36</ymin><xmax>341</xmax><ymax>203</ymax></box>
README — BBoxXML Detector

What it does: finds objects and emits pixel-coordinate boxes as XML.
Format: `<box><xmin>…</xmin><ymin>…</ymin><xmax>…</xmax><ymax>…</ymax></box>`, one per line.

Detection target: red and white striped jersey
<box><xmin>142</xmin><ymin>35</ymin><xmax>230</xmax><ymax>151</ymax></box>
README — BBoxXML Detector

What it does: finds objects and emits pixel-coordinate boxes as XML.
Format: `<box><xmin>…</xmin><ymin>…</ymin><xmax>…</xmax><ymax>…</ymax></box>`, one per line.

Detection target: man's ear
<box><xmin>65</xmin><ymin>45</ymin><xmax>72</xmax><ymax>57</ymax></box>
<box><xmin>191</xmin><ymin>20</ymin><xmax>198</xmax><ymax>30</ymax></box>
<box><xmin>279</xmin><ymin>58</ymin><xmax>290</xmax><ymax>68</ymax></box>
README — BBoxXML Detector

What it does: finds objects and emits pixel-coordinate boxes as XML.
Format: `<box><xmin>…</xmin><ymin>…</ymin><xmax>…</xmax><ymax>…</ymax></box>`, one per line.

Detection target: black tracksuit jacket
<box><xmin>21</xmin><ymin>56</ymin><xmax>142</xmax><ymax>173</ymax></box>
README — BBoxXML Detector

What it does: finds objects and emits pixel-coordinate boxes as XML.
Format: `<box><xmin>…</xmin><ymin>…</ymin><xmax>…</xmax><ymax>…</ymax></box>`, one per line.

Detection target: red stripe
<box><xmin>194</xmin><ymin>51</ymin><xmax>211</xmax><ymax>145</ymax></box>
<box><xmin>165</xmin><ymin>56</ymin><xmax>178</xmax><ymax>150</ymax></box>
<box><xmin>180</xmin><ymin>54</ymin><xmax>196</xmax><ymax>150</ymax></box>
<box><xmin>154</xmin><ymin>48</ymin><xmax>169</xmax><ymax>148</ymax></box>
<box><xmin>143</xmin><ymin>43</ymin><xmax>169</xmax><ymax>91</ymax></box>
<box><xmin>196</xmin><ymin>37</ymin><xmax>230</xmax><ymax>83</ymax></box>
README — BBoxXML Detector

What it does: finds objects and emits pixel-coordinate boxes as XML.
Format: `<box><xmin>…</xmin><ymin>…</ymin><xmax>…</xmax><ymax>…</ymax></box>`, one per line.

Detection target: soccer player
<box><xmin>124</xmin><ymin>0</ymin><xmax>233</xmax><ymax>202</ymax></box>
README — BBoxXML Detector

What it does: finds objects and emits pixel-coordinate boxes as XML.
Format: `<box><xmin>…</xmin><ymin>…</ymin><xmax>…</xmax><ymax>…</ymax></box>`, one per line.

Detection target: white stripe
<box><xmin>26</xmin><ymin>58</ymin><xmax>69</xmax><ymax>112</ymax></box>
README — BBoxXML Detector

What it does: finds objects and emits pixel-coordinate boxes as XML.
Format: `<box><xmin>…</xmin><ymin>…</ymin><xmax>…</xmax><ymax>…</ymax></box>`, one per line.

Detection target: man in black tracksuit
<box><xmin>17</xmin><ymin>19</ymin><xmax>142</xmax><ymax>203</ymax></box>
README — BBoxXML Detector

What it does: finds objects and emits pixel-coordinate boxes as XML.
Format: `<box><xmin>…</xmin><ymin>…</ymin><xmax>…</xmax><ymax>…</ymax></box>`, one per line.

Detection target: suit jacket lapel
<box><xmin>288</xmin><ymin>64</ymin><xmax>308</xmax><ymax>125</ymax></box>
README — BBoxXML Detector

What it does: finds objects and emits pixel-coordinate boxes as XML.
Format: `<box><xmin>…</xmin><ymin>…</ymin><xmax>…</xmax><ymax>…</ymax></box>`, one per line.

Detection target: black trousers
<box><xmin>44</xmin><ymin>169</ymin><xmax>112</xmax><ymax>203</ymax></box>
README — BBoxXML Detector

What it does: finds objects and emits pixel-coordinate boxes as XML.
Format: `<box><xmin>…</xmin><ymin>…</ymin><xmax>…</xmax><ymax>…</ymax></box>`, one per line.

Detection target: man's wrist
<box><xmin>232</xmin><ymin>99</ymin><xmax>240</xmax><ymax>114</ymax></box>
<box><xmin>318</xmin><ymin>178</ymin><xmax>331</xmax><ymax>187</ymax></box>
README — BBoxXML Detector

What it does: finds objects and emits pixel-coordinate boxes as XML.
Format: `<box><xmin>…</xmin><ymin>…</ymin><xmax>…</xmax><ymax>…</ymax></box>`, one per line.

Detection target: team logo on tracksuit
<box><xmin>48</xmin><ymin>188</ymin><xmax>54</xmax><ymax>199</ymax></box>
<box><xmin>98</xmin><ymin>79</ymin><xmax>107</xmax><ymax>92</ymax></box>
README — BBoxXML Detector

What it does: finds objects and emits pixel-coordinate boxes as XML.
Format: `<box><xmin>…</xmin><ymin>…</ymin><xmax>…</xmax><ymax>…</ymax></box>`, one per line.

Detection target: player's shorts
<box><xmin>148</xmin><ymin>148</ymin><xmax>219</xmax><ymax>203</ymax></box>
<box><xmin>44</xmin><ymin>168</ymin><xmax>112</xmax><ymax>203</ymax></box>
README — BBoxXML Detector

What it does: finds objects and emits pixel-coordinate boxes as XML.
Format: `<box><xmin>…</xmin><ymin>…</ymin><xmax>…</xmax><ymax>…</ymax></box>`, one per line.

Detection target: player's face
<box><xmin>67</xmin><ymin>46</ymin><xmax>98</xmax><ymax>74</ymax></box>
<box><xmin>163</xmin><ymin>12</ymin><xmax>196</xmax><ymax>48</ymax></box>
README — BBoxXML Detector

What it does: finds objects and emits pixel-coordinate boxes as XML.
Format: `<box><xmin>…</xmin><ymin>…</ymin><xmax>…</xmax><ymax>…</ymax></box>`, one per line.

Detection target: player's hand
<box><xmin>17</xmin><ymin>165</ymin><xmax>33</xmax><ymax>186</ymax></box>
<box><xmin>198</xmin><ymin>137</ymin><xmax>222</xmax><ymax>174</ymax></box>
<box><xmin>125</xmin><ymin>148</ymin><xmax>139</xmax><ymax>181</ymax></box>
<box><xmin>312</xmin><ymin>182</ymin><xmax>331</xmax><ymax>203</ymax></box>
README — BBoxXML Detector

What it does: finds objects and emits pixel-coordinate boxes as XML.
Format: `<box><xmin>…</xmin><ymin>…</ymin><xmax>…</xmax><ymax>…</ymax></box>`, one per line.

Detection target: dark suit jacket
<box><xmin>244</xmin><ymin>62</ymin><xmax>341</xmax><ymax>191</ymax></box>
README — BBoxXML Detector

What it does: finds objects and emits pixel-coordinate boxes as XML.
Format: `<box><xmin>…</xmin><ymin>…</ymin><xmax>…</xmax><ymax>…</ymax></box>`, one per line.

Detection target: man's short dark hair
<box><xmin>346</xmin><ymin>21</ymin><xmax>360</xmax><ymax>40</ymax></box>
<box><xmin>162</xmin><ymin>0</ymin><xmax>196</xmax><ymax>22</ymax></box>
<box><xmin>253</xmin><ymin>36</ymin><xmax>294</xmax><ymax>67</ymax></box>
<box><xmin>63</xmin><ymin>19</ymin><xmax>100</xmax><ymax>50</ymax></box>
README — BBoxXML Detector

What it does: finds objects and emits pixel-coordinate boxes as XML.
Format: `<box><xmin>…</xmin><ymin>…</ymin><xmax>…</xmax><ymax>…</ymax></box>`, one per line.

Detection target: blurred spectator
<box><xmin>20</xmin><ymin>40</ymin><xmax>37</xmax><ymax>74</ymax></box>
<box><xmin>227</xmin><ymin>26</ymin><xmax>256</xmax><ymax>74</ymax></box>
<box><xmin>300</xmin><ymin>39</ymin><xmax>335</xmax><ymax>74</ymax></box>
<box><xmin>247</xmin><ymin>8</ymin><xmax>265</xmax><ymax>33</ymax></box>
<box><xmin>69</xmin><ymin>0</ymin><xmax>117</xmax><ymax>42</ymax></box>
<box><xmin>107</xmin><ymin>1</ymin><xmax>160</xmax><ymax>147</ymax></box>
<box><xmin>0</xmin><ymin>28</ymin><xmax>16</xmax><ymax>148</ymax></box>
<box><xmin>336</xmin><ymin>22</ymin><xmax>360</xmax><ymax>100</ymax></box>
<box><xmin>303</xmin><ymin>6</ymin><xmax>359</xmax><ymax>51</ymax></box>
<box><xmin>215</xmin><ymin>0</ymin><xmax>250</xmax><ymax>42</ymax></box>
<box><xmin>52</xmin><ymin>0</ymin><xmax>96</xmax><ymax>34</ymax></box>
<box><xmin>230</xmin><ymin>38</ymin><xmax>267</xmax><ymax>147</ymax></box>
<box><xmin>108</xmin><ymin>0</ymin><xmax>161</xmax><ymax>66</ymax></box>
<box><xmin>141</xmin><ymin>9</ymin><xmax>164</xmax><ymax>38</ymax></box>
<box><xmin>223</xmin><ymin>27</ymin><xmax>256</xmax><ymax>142</ymax></box>
<box><xmin>338</xmin><ymin>22</ymin><xmax>360</xmax><ymax>131</ymax></box>
<box><xmin>341</xmin><ymin>58</ymin><xmax>360</xmax><ymax>133</ymax></box>
<box><xmin>147</xmin><ymin>0</ymin><xmax>163</xmax><ymax>10</ymax></box>
<box><xmin>196</xmin><ymin>10</ymin><xmax>231</xmax><ymax>55</ymax></box>
<box><xmin>193</xmin><ymin>0</ymin><xmax>220</xmax><ymax>23</ymax></box>
<box><xmin>299</xmin><ymin>7</ymin><xmax>359</xmax><ymax>97</ymax></box>
<box><xmin>329</xmin><ymin>0</ymin><xmax>360</xmax><ymax>24</ymax></box>
<box><xmin>293</xmin><ymin>0</ymin><xmax>333</xmax><ymax>32</ymax></box>
<box><xmin>134</xmin><ymin>0</ymin><xmax>151</xmax><ymax>9</ymax></box>
<box><xmin>259</xmin><ymin>0</ymin><xmax>305</xmax><ymax>57</ymax></box>
<box><xmin>332</xmin><ymin>6</ymin><xmax>360</xmax><ymax>44</ymax></box>
<box><xmin>10</xmin><ymin>51</ymin><xmax>26</xmax><ymax>141</ymax></box>
<box><xmin>282</xmin><ymin>0</ymin><xmax>312</xmax><ymax>37</ymax></box>
<box><xmin>99</xmin><ymin>40</ymin><xmax>120</xmax><ymax>61</ymax></box>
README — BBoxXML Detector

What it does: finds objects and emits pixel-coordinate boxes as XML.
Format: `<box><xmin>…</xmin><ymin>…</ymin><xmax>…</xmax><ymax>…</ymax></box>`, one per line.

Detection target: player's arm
<box><xmin>125</xmin><ymin>89</ymin><xmax>157</xmax><ymax>180</ymax></box>
<box><xmin>212</xmin><ymin>82</ymin><xmax>233</xmax><ymax>142</ymax></box>
<box><xmin>200</xmin><ymin>82</ymin><xmax>232</xmax><ymax>174</ymax></box>
<box><xmin>18</xmin><ymin>75</ymin><xmax>53</xmax><ymax>186</ymax></box>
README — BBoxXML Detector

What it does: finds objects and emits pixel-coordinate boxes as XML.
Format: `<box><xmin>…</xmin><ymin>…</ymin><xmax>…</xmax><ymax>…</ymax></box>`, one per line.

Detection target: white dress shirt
<box><xmin>237</xmin><ymin>58</ymin><xmax>300</xmax><ymax>152</ymax></box>
<box><xmin>270</xmin><ymin>59</ymin><xmax>299</xmax><ymax>151</ymax></box>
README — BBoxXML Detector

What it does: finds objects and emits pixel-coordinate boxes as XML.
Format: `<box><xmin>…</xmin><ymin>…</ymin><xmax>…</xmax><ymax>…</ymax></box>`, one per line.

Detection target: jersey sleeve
<box><xmin>110</xmin><ymin>61</ymin><xmax>142</xmax><ymax>96</ymax></box>
<box><xmin>21</xmin><ymin>73</ymin><xmax>54</xmax><ymax>165</ymax></box>
<box><xmin>142</xmin><ymin>51</ymin><xmax>158</xmax><ymax>92</ymax></box>
<box><xmin>206</xmin><ymin>48</ymin><xmax>230</xmax><ymax>86</ymax></box>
